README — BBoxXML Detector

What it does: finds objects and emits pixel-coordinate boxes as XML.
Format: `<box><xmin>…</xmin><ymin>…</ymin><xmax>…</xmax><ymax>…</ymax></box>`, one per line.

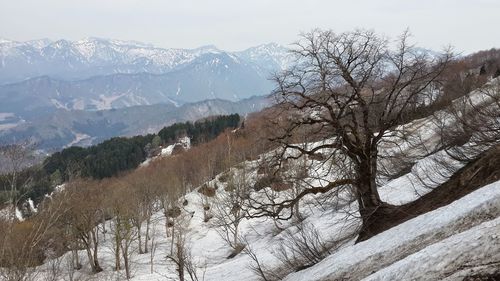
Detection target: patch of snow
<box><xmin>65</xmin><ymin>132</ymin><xmax>92</xmax><ymax>148</ymax></box>
<box><xmin>50</xmin><ymin>98</ymin><xmax>70</xmax><ymax>110</ymax></box>
<box><xmin>55</xmin><ymin>184</ymin><xmax>66</xmax><ymax>193</ymax></box>
<box><xmin>90</xmin><ymin>94</ymin><xmax>126</xmax><ymax>110</ymax></box>
<box><xmin>27</xmin><ymin>198</ymin><xmax>37</xmax><ymax>213</ymax></box>
<box><xmin>140</xmin><ymin>137</ymin><xmax>192</xmax><ymax>168</ymax></box>
<box><xmin>0</xmin><ymin>123</ymin><xmax>21</xmax><ymax>131</ymax></box>
<box><xmin>0</xmin><ymin>112</ymin><xmax>15</xmax><ymax>121</ymax></box>
<box><xmin>161</xmin><ymin>136</ymin><xmax>191</xmax><ymax>156</ymax></box>
<box><xmin>166</xmin><ymin>97</ymin><xmax>180</xmax><ymax>107</ymax></box>
<box><xmin>15</xmin><ymin>207</ymin><xmax>24</xmax><ymax>221</ymax></box>
<box><xmin>176</xmin><ymin>83</ymin><xmax>181</xmax><ymax>96</ymax></box>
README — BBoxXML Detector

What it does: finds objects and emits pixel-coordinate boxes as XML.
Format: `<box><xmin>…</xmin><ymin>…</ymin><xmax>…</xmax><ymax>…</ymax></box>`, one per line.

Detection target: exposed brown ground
<box><xmin>358</xmin><ymin>144</ymin><xmax>500</xmax><ymax>242</ymax></box>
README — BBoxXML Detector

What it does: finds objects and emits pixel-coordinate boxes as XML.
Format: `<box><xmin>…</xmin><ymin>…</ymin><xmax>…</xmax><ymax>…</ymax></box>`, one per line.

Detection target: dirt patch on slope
<box><xmin>358</xmin><ymin>144</ymin><xmax>500</xmax><ymax>242</ymax></box>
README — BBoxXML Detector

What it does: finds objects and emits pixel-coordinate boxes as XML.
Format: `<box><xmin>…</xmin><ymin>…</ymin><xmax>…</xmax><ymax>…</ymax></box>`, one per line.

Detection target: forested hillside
<box><xmin>0</xmin><ymin>114</ymin><xmax>241</xmax><ymax>206</ymax></box>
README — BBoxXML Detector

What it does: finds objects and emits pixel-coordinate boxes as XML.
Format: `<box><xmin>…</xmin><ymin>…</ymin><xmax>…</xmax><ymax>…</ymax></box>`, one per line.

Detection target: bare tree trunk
<box><xmin>357</xmin><ymin>156</ymin><xmax>382</xmax><ymax>209</ymax></box>
<box><xmin>178</xmin><ymin>259</ymin><xmax>185</xmax><ymax>281</ymax></box>
<box><xmin>137</xmin><ymin>223</ymin><xmax>143</xmax><ymax>254</ymax></box>
<box><xmin>121</xmin><ymin>242</ymin><xmax>131</xmax><ymax>280</ymax></box>
<box><xmin>149</xmin><ymin>232</ymin><xmax>156</xmax><ymax>274</ymax></box>
<box><xmin>294</xmin><ymin>199</ymin><xmax>302</xmax><ymax>221</ymax></box>
<box><xmin>84</xmin><ymin>244</ymin><xmax>95</xmax><ymax>272</ymax></box>
<box><xmin>164</xmin><ymin>211</ymin><xmax>171</xmax><ymax>238</ymax></box>
<box><xmin>114</xmin><ymin>234</ymin><xmax>121</xmax><ymax>271</ymax></box>
<box><xmin>170</xmin><ymin>222</ymin><xmax>175</xmax><ymax>256</ymax></box>
<box><xmin>355</xmin><ymin>153</ymin><xmax>397</xmax><ymax>242</ymax></box>
<box><xmin>144</xmin><ymin>217</ymin><xmax>150</xmax><ymax>253</ymax></box>
<box><xmin>101</xmin><ymin>211</ymin><xmax>106</xmax><ymax>240</ymax></box>
<box><xmin>91</xmin><ymin>231</ymin><xmax>103</xmax><ymax>272</ymax></box>
<box><xmin>233</xmin><ymin>222</ymin><xmax>239</xmax><ymax>248</ymax></box>
<box><xmin>72</xmin><ymin>249</ymin><xmax>81</xmax><ymax>270</ymax></box>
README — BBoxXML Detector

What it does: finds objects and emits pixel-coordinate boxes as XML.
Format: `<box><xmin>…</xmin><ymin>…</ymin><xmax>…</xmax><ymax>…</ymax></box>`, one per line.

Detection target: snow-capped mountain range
<box><xmin>0</xmin><ymin>37</ymin><xmax>292</xmax><ymax>120</ymax></box>
<box><xmin>0</xmin><ymin>37</ymin><xmax>292</xmax><ymax>84</ymax></box>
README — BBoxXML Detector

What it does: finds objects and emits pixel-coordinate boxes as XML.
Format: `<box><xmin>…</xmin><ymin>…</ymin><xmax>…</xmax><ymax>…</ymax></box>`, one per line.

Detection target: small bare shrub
<box><xmin>166</xmin><ymin>206</ymin><xmax>182</xmax><ymax>218</ymax></box>
<box><xmin>218</xmin><ymin>173</ymin><xmax>230</xmax><ymax>183</ymax></box>
<box><xmin>198</xmin><ymin>184</ymin><xmax>216</xmax><ymax>197</ymax></box>
<box><xmin>253</xmin><ymin>174</ymin><xmax>282</xmax><ymax>191</ymax></box>
<box><xmin>271</xmin><ymin>182</ymin><xmax>292</xmax><ymax>192</ymax></box>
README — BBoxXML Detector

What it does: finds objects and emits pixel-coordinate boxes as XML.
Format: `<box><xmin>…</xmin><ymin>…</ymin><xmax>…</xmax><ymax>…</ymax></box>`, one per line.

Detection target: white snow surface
<box><xmin>34</xmin><ymin>156</ymin><xmax>500</xmax><ymax>281</ymax></box>
<box><xmin>363</xmin><ymin>217</ymin><xmax>500</xmax><ymax>281</ymax></box>
<box><xmin>161</xmin><ymin>136</ymin><xmax>191</xmax><ymax>156</ymax></box>
<box><xmin>285</xmin><ymin>181</ymin><xmax>500</xmax><ymax>281</ymax></box>
<box><xmin>140</xmin><ymin>136</ymin><xmax>192</xmax><ymax>167</ymax></box>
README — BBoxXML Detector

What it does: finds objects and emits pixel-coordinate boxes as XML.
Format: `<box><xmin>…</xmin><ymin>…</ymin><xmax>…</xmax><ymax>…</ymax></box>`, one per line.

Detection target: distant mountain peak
<box><xmin>241</xmin><ymin>42</ymin><xmax>288</xmax><ymax>52</ymax></box>
<box><xmin>52</xmin><ymin>39</ymin><xmax>72</xmax><ymax>48</ymax></box>
<box><xmin>76</xmin><ymin>37</ymin><xmax>154</xmax><ymax>48</ymax></box>
<box><xmin>0</xmin><ymin>38</ymin><xmax>14</xmax><ymax>44</ymax></box>
<box><xmin>190</xmin><ymin>44</ymin><xmax>222</xmax><ymax>56</ymax></box>
<box><xmin>26</xmin><ymin>38</ymin><xmax>52</xmax><ymax>48</ymax></box>
<box><xmin>194</xmin><ymin>44</ymin><xmax>219</xmax><ymax>51</ymax></box>
<box><xmin>236</xmin><ymin>42</ymin><xmax>293</xmax><ymax>73</ymax></box>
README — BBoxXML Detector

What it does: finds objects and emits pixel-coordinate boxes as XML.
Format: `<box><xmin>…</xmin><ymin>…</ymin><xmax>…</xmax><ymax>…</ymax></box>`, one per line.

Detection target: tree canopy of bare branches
<box><xmin>248</xmin><ymin>29</ymin><xmax>452</xmax><ymax>240</ymax></box>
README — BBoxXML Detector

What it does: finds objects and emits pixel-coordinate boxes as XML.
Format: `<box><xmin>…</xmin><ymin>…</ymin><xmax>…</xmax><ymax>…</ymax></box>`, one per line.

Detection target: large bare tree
<box><xmin>248</xmin><ymin>29</ymin><xmax>452</xmax><ymax>240</ymax></box>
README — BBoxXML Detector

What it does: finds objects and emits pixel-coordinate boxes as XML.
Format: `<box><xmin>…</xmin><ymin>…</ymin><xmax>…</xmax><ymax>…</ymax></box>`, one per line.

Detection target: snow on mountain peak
<box><xmin>52</xmin><ymin>39</ymin><xmax>72</xmax><ymax>47</ymax></box>
<box><xmin>0</xmin><ymin>38</ymin><xmax>14</xmax><ymax>44</ymax></box>
<box><xmin>26</xmin><ymin>38</ymin><xmax>52</xmax><ymax>49</ymax></box>
<box><xmin>0</xmin><ymin>37</ymin><xmax>294</xmax><ymax>84</ymax></box>
<box><xmin>235</xmin><ymin>42</ymin><xmax>293</xmax><ymax>73</ymax></box>
<box><xmin>77</xmin><ymin>37</ymin><xmax>154</xmax><ymax>48</ymax></box>
<box><xmin>194</xmin><ymin>44</ymin><xmax>220</xmax><ymax>53</ymax></box>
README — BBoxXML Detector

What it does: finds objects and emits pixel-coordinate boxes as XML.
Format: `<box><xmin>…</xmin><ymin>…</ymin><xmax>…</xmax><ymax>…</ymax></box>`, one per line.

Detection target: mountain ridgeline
<box><xmin>0</xmin><ymin>53</ymin><xmax>272</xmax><ymax>115</ymax></box>
<box><xmin>0</xmin><ymin>96</ymin><xmax>268</xmax><ymax>150</ymax></box>
<box><xmin>0</xmin><ymin>38</ymin><xmax>291</xmax><ymax>84</ymax></box>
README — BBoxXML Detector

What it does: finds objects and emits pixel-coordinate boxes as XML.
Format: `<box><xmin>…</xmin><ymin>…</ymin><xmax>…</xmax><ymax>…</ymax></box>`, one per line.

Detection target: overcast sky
<box><xmin>0</xmin><ymin>0</ymin><xmax>498</xmax><ymax>53</ymax></box>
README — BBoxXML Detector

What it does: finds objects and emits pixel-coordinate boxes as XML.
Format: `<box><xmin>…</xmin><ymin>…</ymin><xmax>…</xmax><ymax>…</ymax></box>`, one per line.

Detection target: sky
<box><xmin>0</xmin><ymin>0</ymin><xmax>498</xmax><ymax>53</ymax></box>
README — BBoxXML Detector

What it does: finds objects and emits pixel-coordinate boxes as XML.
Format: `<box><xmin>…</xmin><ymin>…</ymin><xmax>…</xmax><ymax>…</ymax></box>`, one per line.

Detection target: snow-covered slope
<box><xmin>34</xmin><ymin>134</ymin><xmax>499</xmax><ymax>281</ymax></box>
<box><xmin>363</xmin><ymin>217</ymin><xmax>500</xmax><ymax>281</ymax></box>
<box><xmin>161</xmin><ymin>136</ymin><xmax>191</xmax><ymax>156</ymax></box>
<box><xmin>285</xmin><ymin>182</ymin><xmax>500</xmax><ymax>281</ymax></box>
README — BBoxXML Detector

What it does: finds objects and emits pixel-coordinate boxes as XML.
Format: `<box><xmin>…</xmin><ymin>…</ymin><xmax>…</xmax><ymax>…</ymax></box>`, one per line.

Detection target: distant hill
<box><xmin>0</xmin><ymin>96</ymin><xmax>270</xmax><ymax>150</ymax></box>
